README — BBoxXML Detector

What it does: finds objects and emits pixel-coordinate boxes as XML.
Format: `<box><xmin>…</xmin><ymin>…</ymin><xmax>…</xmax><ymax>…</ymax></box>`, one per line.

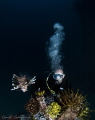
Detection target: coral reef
<box><xmin>25</xmin><ymin>89</ymin><xmax>91</xmax><ymax>120</ymax></box>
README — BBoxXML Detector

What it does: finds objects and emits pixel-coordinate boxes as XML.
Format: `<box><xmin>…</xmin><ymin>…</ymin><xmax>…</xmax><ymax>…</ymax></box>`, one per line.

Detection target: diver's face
<box><xmin>53</xmin><ymin>69</ymin><xmax>65</xmax><ymax>84</ymax></box>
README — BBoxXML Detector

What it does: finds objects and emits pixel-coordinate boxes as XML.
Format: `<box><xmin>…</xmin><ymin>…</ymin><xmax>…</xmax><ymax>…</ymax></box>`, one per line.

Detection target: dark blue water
<box><xmin>0</xmin><ymin>0</ymin><xmax>95</xmax><ymax>119</ymax></box>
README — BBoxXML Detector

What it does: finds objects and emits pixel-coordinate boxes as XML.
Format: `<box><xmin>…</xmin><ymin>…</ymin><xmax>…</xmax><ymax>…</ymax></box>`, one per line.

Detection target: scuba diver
<box><xmin>32</xmin><ymin>68</ymin><xmax>72</xmax><ymax>97</ymax></box>
<box><xmin>45</xmin><ymin>68</ymin><xmax>72</xmax><ymax>95</ymax></box>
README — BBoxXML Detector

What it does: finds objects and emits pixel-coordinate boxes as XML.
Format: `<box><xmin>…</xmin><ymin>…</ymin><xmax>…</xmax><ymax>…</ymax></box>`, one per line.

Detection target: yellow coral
<box><xmin>78</xmin><ymin>107</ymin><xmax>91</xmax><ymax>120</ymax></box>
<box><xmin>46</xmin><ymin>102</ymin><xmax>61</xmax><ymax>119</ymax></box>
<box><xmin>35</xmin><ymin>90</ymin><xmax>45</xmax><ymax>97</ymax></box>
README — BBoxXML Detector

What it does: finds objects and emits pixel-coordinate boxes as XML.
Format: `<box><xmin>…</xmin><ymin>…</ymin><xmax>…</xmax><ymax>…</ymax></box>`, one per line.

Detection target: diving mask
<box><xmin>53</xmin><ymin>73</ymin><xmax>65</xmax><ymax>80</ymax></box>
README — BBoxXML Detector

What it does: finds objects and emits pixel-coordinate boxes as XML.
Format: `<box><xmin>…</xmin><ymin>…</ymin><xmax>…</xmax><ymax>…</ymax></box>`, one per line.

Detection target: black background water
<box><xmin>0</xmin><ymin>0</ymin><xmax>95</xmax><ymax>119</ymax></box>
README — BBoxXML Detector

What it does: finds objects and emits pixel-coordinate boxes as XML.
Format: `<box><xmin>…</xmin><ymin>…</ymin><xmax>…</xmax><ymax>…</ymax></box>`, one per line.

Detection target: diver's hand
<box><xmin>28</xmin><ymin>76</ymin><xmax>36</xmax><ymax>84</ymax></box>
